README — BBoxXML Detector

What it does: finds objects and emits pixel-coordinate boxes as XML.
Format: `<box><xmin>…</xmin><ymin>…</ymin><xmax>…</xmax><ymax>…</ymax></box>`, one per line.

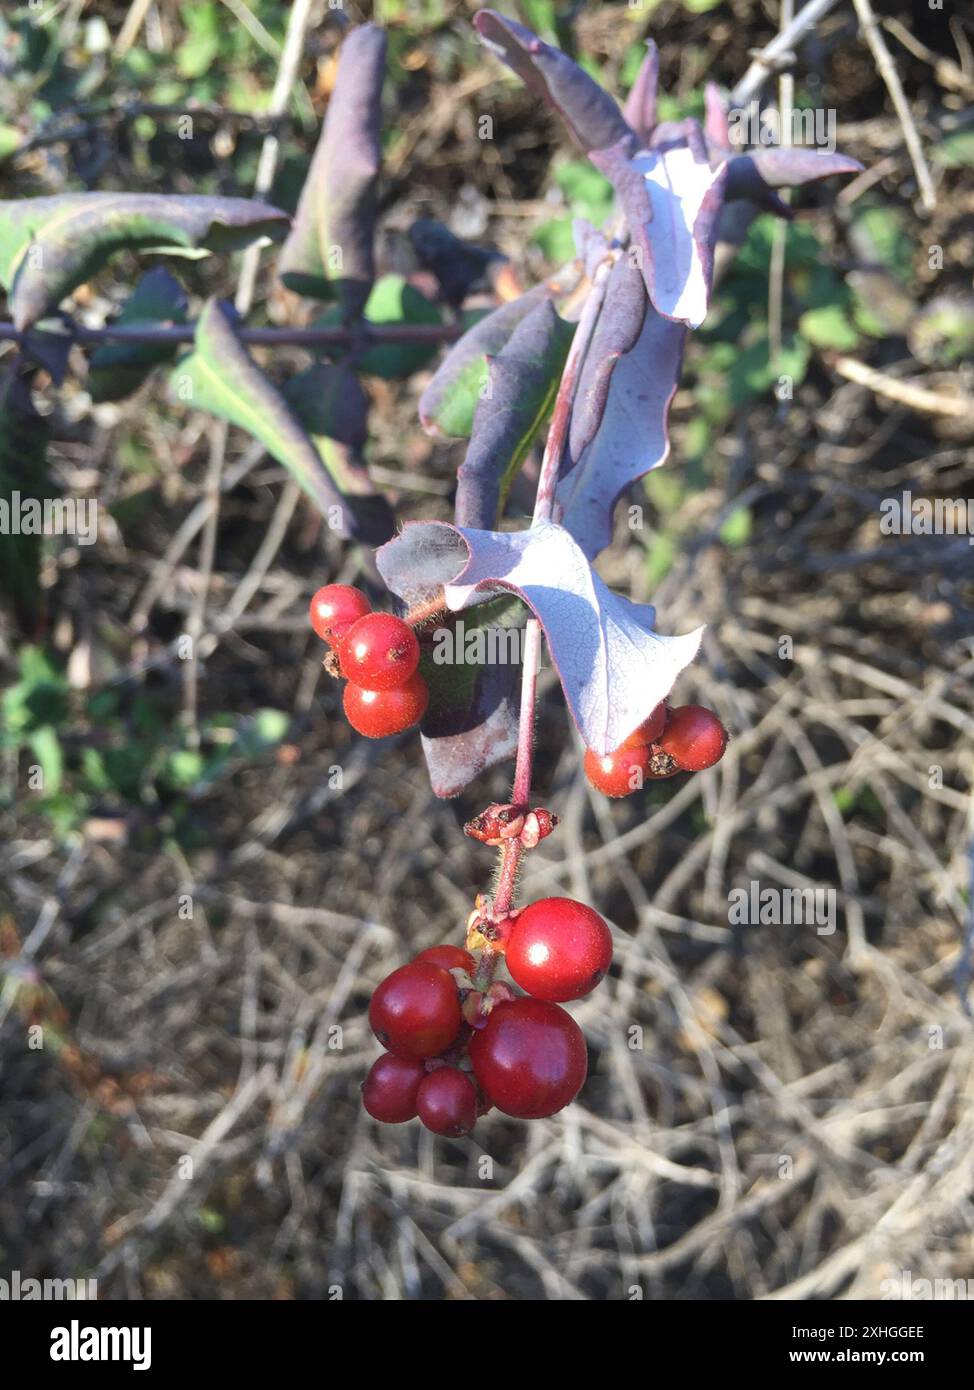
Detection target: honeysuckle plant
<box><xmin>0</xmin><ymin>12</ymin><xmax>862</xmax><ymax>1133</ymax></box>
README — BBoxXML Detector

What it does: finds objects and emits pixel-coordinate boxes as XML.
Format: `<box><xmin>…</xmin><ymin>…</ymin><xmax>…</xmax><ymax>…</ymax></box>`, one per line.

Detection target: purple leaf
<box><xmin>0</xmin><ymin>194</ymin><xmax>289</xmax><ymax>332</ymax></box>
<box><xmin>419</xmin><ymin>281</ymin><xmax>561</xmax><ymax>439</ymax></box>
<box><xmin>727</xmin><ymin>147</ymin><xmax>864</xmax><ymax>193</ymax></box>
<box><xmin>566</xmin><ymin>253</ymin><xmax>647</xmax><ymax>465</ymax></box>
<box><xmin>456</xmin><ymin>298</ymin><xmax>574</xmax><ymax>529</ymax></box>
<box><xmin>378</xmin><ymin>519</ymin><xmax>703</xmax><ymax>758</ymax></box>
<box><xmin>474</xmin><ymin>9</ymin><xmax>635</xmax><ymax>155</ymax></box>
<box><xmin>419</xmin><ymin>663</ymin><xmax>521</xmax><ymax>799</ymax></box>
<box><xmin>703</xmin><ymin>82</ymin><xmax>730</xmax><ymax>152</ymax></box>
<box><xmin>622</xmin><ymin>40</ymin><xmax>659</xmax><ymax>146</ymax></box>
<box><xmin>88</xmin><ymin>267</ymin><xmax>189</xmax><ymax>402</ymax></box>
<box><xmin>278</xmin><ymin>24</ymin><xmax>385</xmax><ymax>319</ymax></box>
<box><xmin>407</xmin><ymin>218</ymin><xmax>504</xmax><ymax>308</ymax></box>
<box><xmin>593</xmin><ymin>129</ymin><xmax>728</xmax><ymax>328</ymax></box>
<box><xmin>557</xmin><ymin>305</ymin><xmax>686</xmax><ymax>560</ymax></box>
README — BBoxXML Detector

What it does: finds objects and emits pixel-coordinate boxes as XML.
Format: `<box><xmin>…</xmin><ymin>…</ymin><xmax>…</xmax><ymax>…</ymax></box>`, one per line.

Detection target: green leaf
<box><xmin>799</xmin><ymin>304</ymin><xmax>860</xmax><ymax>350</ymax></box>
<box><xmin>0</xmin><ymin>193</ymin><xmax>289</xmax><ymax>330</ymax></box>
<box><xmin>88</xmin><ymin>268</ymin><xmax>189</xmax><ymax>403</ymax></box>
<box><xmin>935</xmin><ymin>130</ymin><xmax>974</xmax><ymax>168</ymax></box>
<box><xmin>170</xmin><ymin>298</ymin><xmax>350</xmax><ymax>528</ymax></box>
<box><xmin>645</xmin><ymin>531</ymin><xmax>676</xmax><ymax>588</ymax></box>
<box><xmin>851</xmin><ymin>205</ymin><xmax>914</xmax><ymax>287</ymax></box>
<box><xmin>728</xmin><ymin>334</ymin><xmax>810</xmax><ymax>406</ymax></box>
<box><xmin>314</xmin><ymin>275</ymin><xmax>443</xmax><ymax>380</ymax></box>
<box><xmin>719</xmin><ymin>506</ymin><xmax>752</xmax><ymax>548</ymax></box>
<box><xmin>28</xmin><ymin>724</ymin><xmax>63</xmax><ymax>796</ymax></box>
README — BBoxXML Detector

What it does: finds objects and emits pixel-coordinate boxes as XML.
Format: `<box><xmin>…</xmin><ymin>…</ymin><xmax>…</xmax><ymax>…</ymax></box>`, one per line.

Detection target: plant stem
<box><xmin>5</xmin><ymin>321</ymin><xmax>460</xmax><ymax>349</ymax></box>
<box><xmin>485</xmin><ymin>259</ymin><xmax>613</xmax><ymax>926</ymax></box>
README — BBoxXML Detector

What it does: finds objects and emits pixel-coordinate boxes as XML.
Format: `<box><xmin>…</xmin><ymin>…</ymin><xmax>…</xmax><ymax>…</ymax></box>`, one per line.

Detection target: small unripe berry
<box><xmin>657</xmin><ymin>704</ymin><xmax>727</xmax><ymax>772</ymax></box>
<box><xmin>339</xmin><ymin>612</ymin><xmax>420</xmax><ymax>690</ymax></box>
<box><xmin>583</xmin><ymin>744</ymin><xmax>650</xmax><ymax>797</ymax></box>
<box><xmin>361</xmin><ymin>1054</ymin><xmax>426</xmax><ymax>1123</ymax></box>
<box><xmin>416</xmin><ymin>1067</ymin><xmax>478</xmax><ymax>1136</ymax></box>
<box><xmin>343</xmin><ymin>673</ymin><xmax>428</xmax><ymax>737</ymax></box>
<box><xmin>505</xmin><ymin>897</ymin><xmax>612</xmax><ymax>1002</ymax></box>
<box><xmin>309</xmin><ymin>584</ymin><xmax>371</xmax><ymax>646</ymax></box>
<box><xmin>369</xmin><ymin>961</ymin><xmax>462</xmax><ymax>1059</ymax></box>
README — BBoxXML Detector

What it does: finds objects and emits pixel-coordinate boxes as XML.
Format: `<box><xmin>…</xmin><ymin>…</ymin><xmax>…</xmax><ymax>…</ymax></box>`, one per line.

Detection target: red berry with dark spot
<box><xmin>361</xmin><ymin>1053</ymin><xmax>426</xmax><ymax>1123</ymax></box>
<box><xmin>415</xmin><ymin>944</ymin><xmax>476</xmax><ymax>973</ymax></box>
<box><xmin>343</xmin><ymin>673</ymin><xmax>428</xmax><ymax>738</ymax></box>
<box><xmin>621</xmin><ymin>701</ymin><xmax>667</xmax><ymax>749</ymax></box>
<box><xmin>583</xmin><ymin>743</ymin><xmax>650</xmax><ymax>797</ymax></box>
<box><xmin>339</xmin><ymin>612</ymin><xmax>420</xmax><ymax>690</ymax></box>
<box><xmin>309</xmin><ymin>584</ymin><xmax>371</xmax><ymax>647</ymax></box>
<box><xmin>369</xmin><ymin>962</ymin><xmax>462</xmax><ymax>1060</ymax></box>
<box><xmin>505</xmin><ymin>897</ymin><xmax>612</xmax><ymax>1003</ymax></box>
<box><xmin>469</xmin><ymin>997</ymin><xmax>588</xmax><ymax>1119</ymax></box>
<box><xmin>416</xmin><ymin>1067</ymin><xmax>478</xmax><ymax>1136</ymax></box>
<box><xmin>657</xmin><ymin>704</ymin><xmax>728</xmax><ymax>772</ymax></box>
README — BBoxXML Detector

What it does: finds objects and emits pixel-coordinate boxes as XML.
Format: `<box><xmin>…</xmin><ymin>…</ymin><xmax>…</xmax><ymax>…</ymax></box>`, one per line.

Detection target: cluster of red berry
<box><xmin>309</xmin><ymin>584</ymin><xmax>429</xmax><ymax>738</ymax></box>
<box><xmin>361</xmin><ymin>897</ymin><xmax>612</xmax><ymax>1136</ymax></box>
<box><xmin>583</xmin><ymin>701</ymin><xmax>727</xmax><ymax>797</ymax></box>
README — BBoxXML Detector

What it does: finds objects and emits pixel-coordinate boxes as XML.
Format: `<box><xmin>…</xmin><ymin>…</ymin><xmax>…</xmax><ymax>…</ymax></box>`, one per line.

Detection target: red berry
<box><xmin>369</xmin><ymin>962</ymin><xmax>462</xmax><ymax>1060</ymax></box>
<box><xmin>621</xmin><ymin>701</ymin><xmax>667</xmax><ymax>749</ymax></box>
<box><xmin>505</xmin><ymin>897</ymin><xmax>612</xmax><ymax>1002</ymax></box>
<box><xmin>361</xmin><ymin>1053</ymin><xmax>426</xmax><ymax>1123</ymax></box>
<box><xmin>309</xmin><ymin>584</ymin><xmax>371</xmax><ymax>646</ymax></box>
<box><xmin>416</xmin><ymin>1067</ymin><xmax>478</xmax><ymax>1137</ymax></box>
<box><xmin>583</xmin><ymin>743</ymin><xmax>650</xmax><ymax>797</ymax></box>
<box><xmin>469</xmin><ymin>998</ymin><xmax>588</xmax><ymax>1119</ymax></box>
<box><xmin>339</xmin><ymin>612</ymin><xmax>420</xmax><ymax>690</ymax></box>
<box><xmin>415</xmin><ymin>944</ymin><xmax>476</xmax><ymax>973</ymax></box>
<box><xmin>657</xmin><ymin>704</ymin><xmax>728</xmax><ymax>772</ymax></box>
<box><xmin>343</xmin><ymin>673</ymin><xmax>428</xmax><ymax>738</ymax></box>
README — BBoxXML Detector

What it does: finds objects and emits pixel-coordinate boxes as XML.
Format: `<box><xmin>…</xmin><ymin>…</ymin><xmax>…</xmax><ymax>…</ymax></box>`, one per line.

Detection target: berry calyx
<box><xmin>583</xmin><ymin>743</ymin><xmax>650</xmax><ymax>798</ymax></box>
<box><xmin>369</xmin><ymin>962</ymin><xmax>462</xmax><ymax>1060</ymax></box>
<box><xmin>657</xmin><ymin>704</ymin><xmax>728</xmax><ymax>772</ymax></box>
<box><xmin>339</xmin><ymin>612</ymin><xmax>420</xmax><ymax>690</ymax></box>
<box><xmin>416</xmin><ymin>1067</ymin><xmax>478</xmax><ymax>1137</ymax></box>
<box><xmin>469</xmin><ymin>997</ymin><xmax>588</xmax><ymax>1119</ymax></box>
<box><xmin>343</xmin><ymin>672</ymin><xmax>429</xmax><ymax>738</ymax></box>
<box><xmin>309</xmin><ymin>584</ymin><xmax>371</xmax><ymax>647</ymax></box>
<box><xmin>361</xmin><ymin>1054</ymin><xmax>426</xmax><ymax>1123</ymax></box>
<box><xmin>621</xmin><ymin>701</ymin><xmax>667</xmax><ymax>749</ymax></box>
<box><xmin>415</xmin><ymin>944</ymin><xmax>476</xmax><ymax>973</ymax></box>
<box><xmin>505</xmin><ymin>897</ymin><xmax>612</xmax><ymax>1002</ymax></box>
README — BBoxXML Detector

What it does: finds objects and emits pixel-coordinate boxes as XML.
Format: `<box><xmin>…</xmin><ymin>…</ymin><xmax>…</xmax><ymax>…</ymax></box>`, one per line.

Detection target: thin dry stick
<box><xmin>832</xmin><ymin>354</ymin><xmax>974</xmax><ymax>420</ymax></box>
<box><xmin>181</xmin><ymin>0</ymin><xmax>317</xmax><ymax>737</ymax></box>
<box><xmin>851</xmin><ymin>0</ymin><xmax>937</xmax><ymax>213</ymax></box>
<box><xmin>768</xmin><ymin>0</ymin><xmax>795</xmax><ymax>371</ymax></box>
<box><xmin>732</xmin><ymin>0</ymin><xmax>840</xmax><ymax>104</ymax></box>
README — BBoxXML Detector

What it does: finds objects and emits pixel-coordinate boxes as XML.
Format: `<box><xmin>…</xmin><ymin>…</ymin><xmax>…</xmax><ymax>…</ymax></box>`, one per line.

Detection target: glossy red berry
<box><xmin>469</xmin><ymin>998</ymin><xmax>588</xmax><ymax>1119</ymax></box>
<box><xmin>505</xmin><ymin>897</ymin><xmax>612</xmax><ymax>1002</ymax></box>
<box><xmin>361</xmin><ymin>1053</ymin><xmax>426</xmax><ymax>1123</ymax></box>
<box><xmin>309</xmin><ymin>584</ymin><xmax>371</xmax><ymax>646</ymax></box>
<box><xmin>343</xmin><ymin>673</ymin><xmax>429</xmax><ymax>738</ymax></box>
<box><xmin>416</xmin><ymin>1067</ymin><xmax>478</xmax><ymax>1137</ymax></box>
<box><xmin>658</xmin><ymin>704</ymin><xmax>728</xmax><ymax>772</ymax></box>
<box><xmin>583</xmin><ymin>743</ymin><xmax>650</xmax><ymax>797</ymax></box>
<box><xmin>621</xmin><ymin>701</ymin><xmax>667</xmax><ymax>749</ymax></box>
<box><xmin>369</xmin><ymin>961</ymin><xmax>462</xmax><ymax>1060</ymax></box>
<box><xmin>339</xmin><ymin>612</ymin><xmax>420</xmax><ymax>690</ymax></box>
<box><xmin>415</xmin><ymin>944</ymin><xmax>476</xmax><ymax>973</ymax></box>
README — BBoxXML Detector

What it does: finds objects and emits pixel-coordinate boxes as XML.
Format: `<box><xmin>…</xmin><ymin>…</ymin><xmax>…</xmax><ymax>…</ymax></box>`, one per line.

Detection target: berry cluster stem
<box><xmin>477</xmin><ymin>257</ymin><xmax>615</xmax><ymax>970</ymax></box>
